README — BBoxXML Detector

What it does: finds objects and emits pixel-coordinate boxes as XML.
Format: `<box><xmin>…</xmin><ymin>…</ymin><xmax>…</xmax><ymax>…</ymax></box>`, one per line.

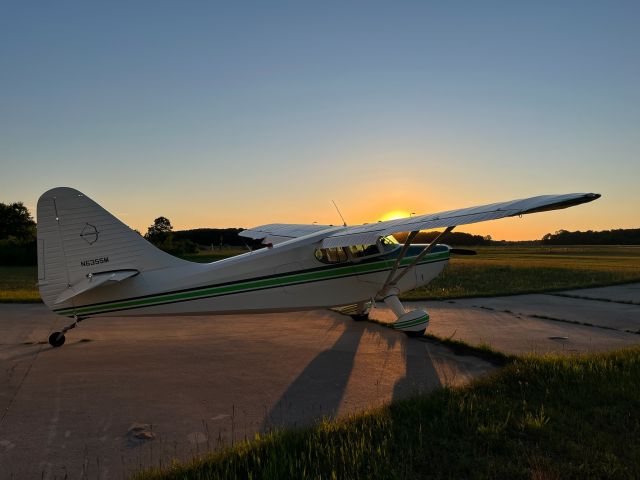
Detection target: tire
<box><xmin>350</xmin><ymin>313</ymin><xmax>369</xmax><ymax>321</ymax></box>
<box><xmin>49</xmin><ymin>332</ymin><xmax>66</xmax><ymax>348</ymax></box>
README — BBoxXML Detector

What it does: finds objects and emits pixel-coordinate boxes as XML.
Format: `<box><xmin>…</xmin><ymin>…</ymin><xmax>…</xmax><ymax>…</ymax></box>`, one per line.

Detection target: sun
<box><xmin>379</xmin><ymin>210</ymin><xmax>412</xmax><ymax>222</ymax></box>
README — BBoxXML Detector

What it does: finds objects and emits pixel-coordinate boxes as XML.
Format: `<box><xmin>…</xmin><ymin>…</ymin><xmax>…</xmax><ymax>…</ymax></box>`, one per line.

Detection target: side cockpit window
<box><xmin>314</xmin><ymin>247</ymin><xmax>349</xmax><ymax>264</ymax></box>
<box><xmin>314</xmin><ymin>237</ymin><xmax>399</xmax><ymax>264</ymax></box>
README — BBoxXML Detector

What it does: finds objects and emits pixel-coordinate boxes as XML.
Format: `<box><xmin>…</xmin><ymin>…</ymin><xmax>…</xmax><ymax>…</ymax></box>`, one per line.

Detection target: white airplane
<box><xmin>37</xmin><ymin>187</ymin><xmax>600</xmax><ymax>347</ymax></box>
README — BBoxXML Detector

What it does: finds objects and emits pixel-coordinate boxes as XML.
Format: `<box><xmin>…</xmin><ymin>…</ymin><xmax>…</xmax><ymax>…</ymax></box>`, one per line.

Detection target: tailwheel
<box><xmin>47</xmin><ymin>315</ymin><xmax>87</xmax><ymax>348</ymax></box>
<box><xmin>49</xmin><ymin>332</ymin><xmax>66</xmax><ymax>348</ymax></box>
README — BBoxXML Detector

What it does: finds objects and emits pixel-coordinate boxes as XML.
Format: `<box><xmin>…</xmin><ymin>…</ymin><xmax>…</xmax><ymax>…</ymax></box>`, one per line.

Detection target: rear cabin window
<box><xmin>348</xmin><ymin>244</ymin><xmax>380</xmax><ymax>259</ymax></box>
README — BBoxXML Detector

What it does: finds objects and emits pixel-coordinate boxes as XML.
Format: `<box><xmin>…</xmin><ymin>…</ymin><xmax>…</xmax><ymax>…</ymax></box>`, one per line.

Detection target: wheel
<box><xmin>49</xmin><ymin>332</ymin><xmax>66</xmax><ymax>348</ymax></box>
<box><xmin>350</xmin><ymin>313</ymin><xmax>369</xmax><ymax>321</ymax></box>
<box><xmin>404</xmin><ymin>329</ymin><xmax>425</xmax><ymax>338</ymax></box>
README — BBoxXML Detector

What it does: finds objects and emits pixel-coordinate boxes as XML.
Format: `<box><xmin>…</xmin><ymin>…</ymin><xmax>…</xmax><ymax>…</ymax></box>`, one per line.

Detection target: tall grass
<box><xmin>135</xmin><ymin>347</ymin><xmax>640</xmax><ymax>480</ymax></box>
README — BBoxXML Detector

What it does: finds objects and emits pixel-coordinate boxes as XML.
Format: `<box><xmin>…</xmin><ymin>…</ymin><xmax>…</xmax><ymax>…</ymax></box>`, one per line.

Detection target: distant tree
<box><xmin>172</xmin><ymin>228</ymin><xmax>246</xmax><ymax>247</ymax></box>
<box><xmin>0</xmin><ymin>202</ymin><xmax>36</xmax><ymax>242</ymax></box>
<box><xmin>0</xmin><ymin>202</ymin><xmax>37</xmax><ymax>265</ymax></box>
<box><xmin>145</xmin><ymin>216</ymin><xmax>173</xmax><ymax>243</ymax></box>
<box><xmin>394</xmin><ymin>231</ymin><xmax>491</xmax><ymax>246</ymax></box>
<box><xmin>144</xmin><ymin>216</ymin><xmax>197</xmax><ymax>255</ymax></box>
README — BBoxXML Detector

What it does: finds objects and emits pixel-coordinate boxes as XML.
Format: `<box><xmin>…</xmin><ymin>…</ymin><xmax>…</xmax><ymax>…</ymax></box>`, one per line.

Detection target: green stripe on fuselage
<box><xmin>394</xmin><ymin>316</ymin><xmax>429</xmax><ymax>329</ymax></box>
<box><xmin>55</xmin><ymin>250</ymin><xmax>449</xmax><ymax>316</ymax></box>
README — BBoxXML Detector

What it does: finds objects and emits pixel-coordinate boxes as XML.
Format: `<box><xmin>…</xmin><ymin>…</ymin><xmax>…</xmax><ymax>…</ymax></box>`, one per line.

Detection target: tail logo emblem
<box><xmin>80</xmin><ymin>223</ymin><xmax>99</xmax><ymax>245</ymax></box>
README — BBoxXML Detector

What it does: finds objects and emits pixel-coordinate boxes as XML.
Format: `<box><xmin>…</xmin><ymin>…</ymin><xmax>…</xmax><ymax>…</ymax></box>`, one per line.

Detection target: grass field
<box><xmin>403</xmin><ymin>245</ymin><xmax>640</xmax><ymax>300</ymax></box>
<box><xmin>1</xmin><ymin>246</ymin><xmax>639</xmax><ymax>303</ymax></box>
<box><xmin>0</xmin><ymin>265</ymin><xmax>39</xmax><ymax>302</ymax></box>
<box><xmin>135</xmin><ymin>346</ymin><xmax>640</xmax><ymax>480</ymax></box>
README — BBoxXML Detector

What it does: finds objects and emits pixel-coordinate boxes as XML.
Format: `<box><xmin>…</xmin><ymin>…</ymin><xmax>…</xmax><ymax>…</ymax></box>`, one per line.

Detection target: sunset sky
<box><xmin>1</xmin><ymin>1</ymin><xmax>638</xmax><ymax>240</ymax></box>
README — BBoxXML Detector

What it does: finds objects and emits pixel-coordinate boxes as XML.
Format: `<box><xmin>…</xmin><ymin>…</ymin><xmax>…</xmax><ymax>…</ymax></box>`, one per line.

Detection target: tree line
<box><xmin>541</xmin><ymin>228</ymin><xmax>640</xmax><ymax>245</ymax></box>
<box><xmin>143</xmin><ymin>217</ymin><xmax>248</xmax><ymax>255</ymax></box>
<box><xmin>0</xmin><ymin>203</ymin><xmax>251</xmax><ymax>265</ymax></box>
<box><xmin>1</xmin><ymin>201</ymin><xmax>638</xmax><ymax>266</ymax></box>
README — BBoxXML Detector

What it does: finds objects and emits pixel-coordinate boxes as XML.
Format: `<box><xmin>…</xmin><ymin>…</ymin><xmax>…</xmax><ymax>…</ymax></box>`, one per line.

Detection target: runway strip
<box><xmin>2</xmin><ymin>284</ymin><xmax>638</xmax><ymax>479</ymax></box>
<box><xmin>0</xmin><ymin>304</ymin><xmax>493</xmax><ymax>480</ymax></box>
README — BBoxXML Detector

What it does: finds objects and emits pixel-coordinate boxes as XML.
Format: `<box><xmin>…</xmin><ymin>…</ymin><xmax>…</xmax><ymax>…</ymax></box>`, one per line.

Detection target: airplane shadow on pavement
<box><xmin>261</xmin><ymin>319</ymin><xmax>442</xmax><ymax>431</ymax></box>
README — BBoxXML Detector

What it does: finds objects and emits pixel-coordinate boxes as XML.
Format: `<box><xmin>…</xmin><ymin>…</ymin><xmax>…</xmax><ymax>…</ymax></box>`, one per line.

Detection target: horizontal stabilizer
<box><xmin>54</xmin><ymin>269</ymin><xmax>139</xmax><ymax>305</ymax></box>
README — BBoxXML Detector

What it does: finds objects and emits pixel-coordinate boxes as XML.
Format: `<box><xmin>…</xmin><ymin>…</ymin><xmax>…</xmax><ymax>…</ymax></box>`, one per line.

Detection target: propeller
<box><xmin>449</xmin><ymin>248</ymin><xmax>477</xmax><ymax>255</ymax></box>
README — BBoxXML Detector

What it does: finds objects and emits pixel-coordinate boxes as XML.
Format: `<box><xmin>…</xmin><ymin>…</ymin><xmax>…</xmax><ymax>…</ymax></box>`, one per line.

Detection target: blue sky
<box><xmin>1</xmin><ymin>1</ymin><xmax>638</xmax><ymax>239</ymax></box>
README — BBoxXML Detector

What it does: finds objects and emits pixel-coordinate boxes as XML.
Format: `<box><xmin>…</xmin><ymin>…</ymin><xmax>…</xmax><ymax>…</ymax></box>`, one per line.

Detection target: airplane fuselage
<box><xmin>52</xmin><ymin>229</ymin><xmax>450</xmax><ymax>318</ymax></box>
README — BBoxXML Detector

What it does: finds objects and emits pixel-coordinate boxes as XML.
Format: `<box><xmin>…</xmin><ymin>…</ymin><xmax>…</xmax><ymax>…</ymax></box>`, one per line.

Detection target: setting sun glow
<box><xmin>379</xmin><ymin>210</ymin><xmax>412</xmax><ymax>222</ymax></box>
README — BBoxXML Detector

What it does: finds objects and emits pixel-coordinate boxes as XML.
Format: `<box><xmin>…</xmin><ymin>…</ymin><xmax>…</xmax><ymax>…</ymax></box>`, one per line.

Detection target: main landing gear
<box><xmin>373</xmin><ymin>227</ymin><xmax>452</xmax><ymax>338</ymax></box>
<box><xmin>349</xmin><ymin>301</ymin><xmax>371</xmax><ymax>321</ymax></box>
<box><xmin>48</xmin><ymin>316</ymin><xmax>86</xmax><ymax>348</ymax></box>
<box><xmin>382</xmin><ymin>289</ymin><xmax>429</xmax><ymax>337</ymax></box>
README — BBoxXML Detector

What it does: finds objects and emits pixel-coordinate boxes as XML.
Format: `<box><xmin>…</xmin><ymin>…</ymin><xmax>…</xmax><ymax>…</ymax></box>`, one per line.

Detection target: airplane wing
<box><xmin>321</xmin><ymin>193</ymin><xmax>600</xmax><ymax>248</ymax></box>
<box><xmin>240</xmin><ymin>223</ymin><xmax>335</xmax><ymax>245</ymax></box>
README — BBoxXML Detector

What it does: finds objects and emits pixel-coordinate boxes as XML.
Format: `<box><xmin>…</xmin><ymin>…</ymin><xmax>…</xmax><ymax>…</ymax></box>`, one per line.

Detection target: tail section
<box><xmin>37</xmin><ymin>187</ymin><xmax>186</xmax><ymax>310</ymax></box>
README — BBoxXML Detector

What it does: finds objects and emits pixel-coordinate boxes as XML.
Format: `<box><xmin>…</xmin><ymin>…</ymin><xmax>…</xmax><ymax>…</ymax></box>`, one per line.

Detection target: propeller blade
<box><xmin>449</xmin><ymin>248</ymin><xmax>477</xmax><ymax>255</ymax></box>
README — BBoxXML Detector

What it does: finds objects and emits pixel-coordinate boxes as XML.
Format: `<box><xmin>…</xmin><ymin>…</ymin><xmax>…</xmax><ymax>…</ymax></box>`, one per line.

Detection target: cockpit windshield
<box><xmin>380</xmin><ymin>235</ymin><xmax>399</xmax><ymax>251</ymax></box>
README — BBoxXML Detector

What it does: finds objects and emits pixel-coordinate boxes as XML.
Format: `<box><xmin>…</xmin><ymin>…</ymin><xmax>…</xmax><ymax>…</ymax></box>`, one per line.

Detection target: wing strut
<box><xmin>381</xmin><ymin>231</ymin><xmax>419</xmax><ymax>291</ymax></box>
<box><xmin>378</xmin><ymin>226</ymin><xmax>455</xmax><ymax>297</ymax></box>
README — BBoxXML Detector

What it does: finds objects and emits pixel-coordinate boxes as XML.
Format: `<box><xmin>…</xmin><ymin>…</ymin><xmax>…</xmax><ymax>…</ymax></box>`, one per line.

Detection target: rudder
<box><xmin>37</xmin><ymin>187</ymin><xmax>185</xmax><ymax>310</ymax></box>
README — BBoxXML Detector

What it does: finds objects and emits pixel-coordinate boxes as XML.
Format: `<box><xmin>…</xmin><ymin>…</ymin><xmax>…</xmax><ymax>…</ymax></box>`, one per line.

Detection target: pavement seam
<box><xmin>0</xmin><ymin>343</ymin><xmax>44</xmax><ymax>427</ymax></box>
<box><xmin>549</xmin><ymin>292</ymin><xmax>640</xmax><ymax>306</ymax></box>
<box><xmin>469</xmin><ymin>302</ymin><xmax>640</xmax><ymax>336</ymax></box>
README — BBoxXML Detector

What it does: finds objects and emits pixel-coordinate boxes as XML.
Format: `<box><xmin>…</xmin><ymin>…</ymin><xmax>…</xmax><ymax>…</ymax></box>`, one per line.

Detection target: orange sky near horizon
<box><xmin>93</xmin><ymin>187</ymin><xmax>615</xmax><ymax>242</ymax></box>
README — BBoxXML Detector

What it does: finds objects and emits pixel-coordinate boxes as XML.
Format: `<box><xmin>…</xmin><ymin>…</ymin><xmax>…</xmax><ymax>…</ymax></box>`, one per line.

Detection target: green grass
<box><xmin>135</xmin><ymin>346</ymin><xmax>640</xmax><ymax>480</ymax></box>
<box><xmin>0</xmin><ymin>265</ymin><xmax>40</xmax><ymax>302</ymax></box>
<box><xmin>403</xmin><ymin>245</ymin><xmax>640</xmax><ymax>300</ymax></box>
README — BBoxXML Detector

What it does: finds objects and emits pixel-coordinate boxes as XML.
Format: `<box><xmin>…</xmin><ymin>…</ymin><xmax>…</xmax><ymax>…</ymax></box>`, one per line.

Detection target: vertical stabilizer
<box><xmin>37</xmin><ymin>187</ymin><xmax>186</xmax><ymax>309</ymax></box>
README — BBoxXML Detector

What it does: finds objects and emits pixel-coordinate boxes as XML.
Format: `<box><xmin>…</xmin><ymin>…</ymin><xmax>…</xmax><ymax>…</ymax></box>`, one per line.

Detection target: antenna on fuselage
<box><xmin>331</xmin><ymin>200</ymin><xmax>347</xmax><ymax>227</ymax></box>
